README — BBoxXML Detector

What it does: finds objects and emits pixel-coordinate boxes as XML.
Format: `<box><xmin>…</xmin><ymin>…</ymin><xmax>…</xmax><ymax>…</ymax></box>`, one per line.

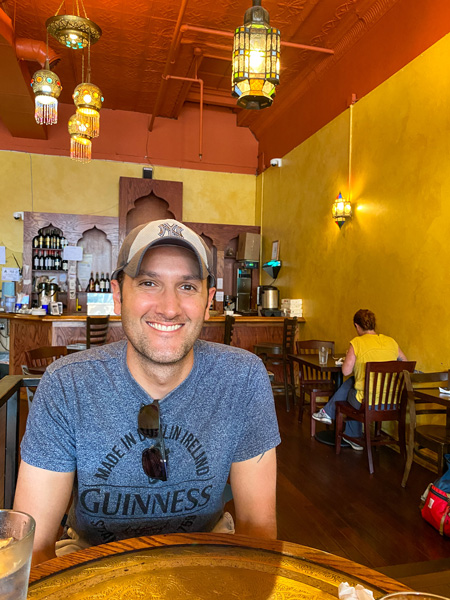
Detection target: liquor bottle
<box><xmin>50</xmin><ymin>250</ymin><xmax>55</xmax><ymax>270</ymax></box>
<box><xmin>62</xmin><ymin>259</ymin><xmax>68</xmax><ymax>272</ymax></box>
<box><xmin>50</xmin><ymin>231</ymin><xmax>55</xmax><ymax>249</ymax></box>
<box><xmin>39</xmin><ymin>251</ymin><xmax>44</xmax><ymax>270</ymax></box>
<box><xmin>33</xmin><ymin>252</ymin><xmax>40</xmax><ymax>270</ymax></box>
<box><xmin>60</xmin><ymin>235</ymin><xmax>67</xmax><ymax>249</ymax></box>
<box><xmin>45</xmin><ymin>232</ymin><xmax>51</xmax><ymax>249</ymax></box>
<box><xmin>100</xmin><ymin>272</ymin><xmax>105</xmax><ymax>293</ymax></box>
<box><xmin>94</xmin><ymin>272</ymin><xmax>100</xmax><ymax>292</ymax></box>
<box><xmin>55</xmin><ymin>232</ymin><xmax>60</xmax><ymax>250</ymax></box>
<box><xmin>89</xmin><ymin>272</ymin><xmax>95</xmax><ymax>292</ymax></box>
<box><xmin>38</xmin><ymin>232</ymin><xmax>44</xmax><ymax>248</ymax></box>
<box><xmin>54</xmin><ymin>253</ymin><xmax>61</xmax><ymax>271</ymax></box>
<box><xmin>105</xmin><ymin>273</ymin><xmax>111</xmax><ymax>293</ymax></box>
<box><xmin>32</xmin><ymin>235</ymin><xmax>40</xmax><ymax>249</ymax></box>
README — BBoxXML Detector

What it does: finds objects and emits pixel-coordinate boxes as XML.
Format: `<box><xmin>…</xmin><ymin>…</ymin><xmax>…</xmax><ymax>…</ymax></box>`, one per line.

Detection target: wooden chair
<box><xmin>335</xmin><ymin>360</ymin><xmax>416</xmax><ymax>474</ymax></box>
<box><xmin>401</xmin><ymin>370</ymin><xmax>450</xmax><ymax>487</ymax></box>
<box><xmin>295</xmin><ymin>340</ymin><xmax>336</xmax><ymax>436</ymax></box>
<box><xmin>68</xmin><ymin>316</ymin><xmax>110</xmax><ymax>351</ymax></box>
<box><xmin>25</xmin><ymin>345</ymin><xmax>68</xmax><ymax>373</ymax></box>
<box><xmin>224</xmin><ymin>315</ymin><xmax>235</xmax><ymax>346</ymax></box>
<box><xmin>253</xmin><ymin>317</ymin><xmax>297</xmax><ymax>412</ymax></box>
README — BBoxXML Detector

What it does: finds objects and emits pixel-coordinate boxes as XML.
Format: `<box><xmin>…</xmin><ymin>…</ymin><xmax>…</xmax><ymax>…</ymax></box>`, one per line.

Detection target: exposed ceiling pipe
<box><xmin>180</xmin><ymin>24</ymin><xmax>335</xmax><ymax>54</ymax></box>
<box><xmin>148</xmin><ymin>0</ymin><xmax>189</xmax><ymax>132</ymax></box>
<box><xmin>16</xmin><ymin>38</ymin><xmax>60</xmax><ymax>68</ymax></box>
<box><xmin>164</xmin><ymin>73</ymin><xmax>204</xmax><ymax>160</ymax></box>
<box><xmin>0</xmin><ymin>8</ymin><xmax>60</xmax><ymax>68</ymax></box>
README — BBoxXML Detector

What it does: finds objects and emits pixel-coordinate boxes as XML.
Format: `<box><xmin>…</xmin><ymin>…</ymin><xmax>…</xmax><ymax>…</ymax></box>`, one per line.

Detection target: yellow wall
<box><xmin>0</xmin><ymin>153</ymin><xmax>256</xmax><ymax>274</ymax></box>
<box><xmin>259</xmin><ymin>32</ymin><xmax>450</xmax><ymax>371</ymax></box>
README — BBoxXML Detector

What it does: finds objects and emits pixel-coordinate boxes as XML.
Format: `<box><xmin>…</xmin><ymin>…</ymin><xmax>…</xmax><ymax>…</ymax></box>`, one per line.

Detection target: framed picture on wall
<box><xmin>271</xmin><ymin>240</ymin><xmax>280</xmax><ymax>261</ymax></box>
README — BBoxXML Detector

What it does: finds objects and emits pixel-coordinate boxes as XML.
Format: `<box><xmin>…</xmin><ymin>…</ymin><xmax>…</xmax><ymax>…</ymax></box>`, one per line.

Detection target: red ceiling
<box><xmin>1</xmin><ymin>0</ymin><xmax>450</xmax><ymax>168</ymax></box>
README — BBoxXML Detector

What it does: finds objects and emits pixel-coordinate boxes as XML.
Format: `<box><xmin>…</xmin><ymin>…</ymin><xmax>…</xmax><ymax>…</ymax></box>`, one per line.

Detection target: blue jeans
<box><xmin>322</xmin><ymin>377</ymin><xmax>363</xmax><ymax>438</ymax></box>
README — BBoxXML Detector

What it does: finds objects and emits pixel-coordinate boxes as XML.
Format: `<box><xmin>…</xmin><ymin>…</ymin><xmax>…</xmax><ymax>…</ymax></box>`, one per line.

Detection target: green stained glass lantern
<box><xmin>232</xmin><ymin>0</ymin><xmax>280</xmax><ymax>110</ymax></box>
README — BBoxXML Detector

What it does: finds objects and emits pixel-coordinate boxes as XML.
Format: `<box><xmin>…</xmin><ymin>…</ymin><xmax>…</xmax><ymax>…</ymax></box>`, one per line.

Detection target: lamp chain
<box><xmin>348</xmin><ymin>103</ymin><xmax>353</xmax><ymax>203</ymax></box>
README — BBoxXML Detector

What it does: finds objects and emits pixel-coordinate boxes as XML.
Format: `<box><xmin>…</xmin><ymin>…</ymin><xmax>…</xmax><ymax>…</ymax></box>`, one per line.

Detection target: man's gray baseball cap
<box><xmin>111</xmin><ymin>219</ymin><xmax>214</xmax><ymax>283</ymax></box>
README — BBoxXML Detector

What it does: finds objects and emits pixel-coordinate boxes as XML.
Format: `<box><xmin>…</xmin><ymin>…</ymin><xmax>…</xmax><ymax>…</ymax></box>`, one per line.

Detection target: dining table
<box><xmin>27</xmin><ymin>532</ymin><xmax>410</xmax><ymax>599</ymax></box>
<box><xmin>289</xmin><ymin>352</ymin><xmax>346</xmax><ymax>446</ymax></box>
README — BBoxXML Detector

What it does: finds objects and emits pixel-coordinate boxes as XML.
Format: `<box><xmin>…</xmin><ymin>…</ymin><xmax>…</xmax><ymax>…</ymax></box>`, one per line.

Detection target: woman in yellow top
<box><xmin>312</xmin><ymin>309</ymin><xmax>408</xmax><ymax>450</ymax></box>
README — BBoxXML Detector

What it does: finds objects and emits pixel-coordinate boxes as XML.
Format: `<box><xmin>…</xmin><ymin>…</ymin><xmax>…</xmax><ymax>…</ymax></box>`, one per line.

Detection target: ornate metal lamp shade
<box><xmin>332</xmin><ymin>192</ymin><xmax>352</xmax><ymax>228</ymax></box>
<box><xmin>68</xmin><ymin>113</ymin><xmax>92</xmax><ymax>163</ymax></box>
<box><xmin>232</xmin><ymin>0</ymin><xmax>280</xmax><ymax>110</ymax></box>
<box><xmin>31</xmin><ymin>65</ymin><xmax>62</xmax><ymax>125</ymax></box>
<box><xmin>73</xmin><ymin>83</ymin><xmax>103</xmax><ymax>137</ymax></box>
<box><xmin>46</xmin><ymin>14</ymin><xmax>102</xmax><ymax>49</ymax></box>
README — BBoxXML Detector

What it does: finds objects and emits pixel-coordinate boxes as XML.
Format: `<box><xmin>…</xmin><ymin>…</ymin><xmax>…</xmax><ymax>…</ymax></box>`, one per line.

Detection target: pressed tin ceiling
<box><xmin>1</xmin><ymin>0</ymin><xmax>449</xmax><ymax>159</ymax></box>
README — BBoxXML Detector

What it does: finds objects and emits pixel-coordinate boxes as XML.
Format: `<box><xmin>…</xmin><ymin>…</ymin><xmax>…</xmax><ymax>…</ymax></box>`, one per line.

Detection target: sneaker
<box><xmin>312</xmin><ymin>408</ymin><xmax>332</xmax><ymax>425</ymax></box>
<box><xmin>346</xmin><ymin>438</ymin><xmax>364</xmax><ymax>451</ymax></box>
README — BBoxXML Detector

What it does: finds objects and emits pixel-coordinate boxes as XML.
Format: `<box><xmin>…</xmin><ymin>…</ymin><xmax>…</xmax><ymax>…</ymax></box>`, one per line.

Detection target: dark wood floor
<box><xmin>273</xmin><ymin>396</ymin><xmax>450</xmax><ymax>571</ymax></box>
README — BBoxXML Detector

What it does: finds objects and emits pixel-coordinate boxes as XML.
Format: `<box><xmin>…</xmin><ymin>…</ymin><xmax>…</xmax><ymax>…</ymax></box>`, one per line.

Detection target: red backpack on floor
<box><xmin>421</xmin><ymin>454</ymin><xmax>450</xmax><ymax>536</ymax></box>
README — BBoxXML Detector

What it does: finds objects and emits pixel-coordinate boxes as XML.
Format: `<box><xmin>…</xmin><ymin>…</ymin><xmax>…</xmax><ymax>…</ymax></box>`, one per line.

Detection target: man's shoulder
<box><xmin>46</xmin><ymin>340</ymin><xmax>127</xmax><ymax>375</ymax></box>
<box><xmin>195</xmin><ymin>340</ymin><xmax>262</xmax><ymax>367</ymax></box>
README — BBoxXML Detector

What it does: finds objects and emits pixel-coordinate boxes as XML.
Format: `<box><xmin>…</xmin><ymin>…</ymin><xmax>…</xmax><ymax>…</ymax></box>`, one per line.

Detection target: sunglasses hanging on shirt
<box><xmin>138</xmin><ymin>401</ymin><xmax>168</xmax><ymax>481</ymax></box>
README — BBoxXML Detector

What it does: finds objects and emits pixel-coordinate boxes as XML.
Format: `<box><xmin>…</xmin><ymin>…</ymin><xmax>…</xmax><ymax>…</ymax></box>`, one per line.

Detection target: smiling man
<box><xmin>14</xmin><ymin>219</ymin><xmax>280</xmax><ymax>566</ymax></box>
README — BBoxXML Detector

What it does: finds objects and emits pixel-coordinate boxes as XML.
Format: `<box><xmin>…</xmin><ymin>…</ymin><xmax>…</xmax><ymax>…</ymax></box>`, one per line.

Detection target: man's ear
<box><xmin>204</xmin><ymin>287</ymin><xmax>216</xmax><ymax>321</ymax></box>
<box><xmin>111</xmin><ymin>279</ymin><xmax>122</xmax><ymax>315</ymax></box>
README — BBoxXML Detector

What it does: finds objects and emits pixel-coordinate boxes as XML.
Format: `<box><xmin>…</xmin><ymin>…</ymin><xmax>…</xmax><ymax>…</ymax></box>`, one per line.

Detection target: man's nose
<box><xmin>156</xmin><ymin>287</ymin><xmax>182</xmax><ymax>318</ymax></box>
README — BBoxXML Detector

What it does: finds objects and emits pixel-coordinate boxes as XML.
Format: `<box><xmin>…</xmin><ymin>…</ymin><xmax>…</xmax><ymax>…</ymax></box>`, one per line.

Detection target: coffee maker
<box><xmin>236</xmin><ymin>260</ymin><xmax>258</xmax><ymax>314</ymax></box>
<box><xmin>257</xmin><ymin>285</ymin><xmax>281</xmax><ymax>316</ymax></box>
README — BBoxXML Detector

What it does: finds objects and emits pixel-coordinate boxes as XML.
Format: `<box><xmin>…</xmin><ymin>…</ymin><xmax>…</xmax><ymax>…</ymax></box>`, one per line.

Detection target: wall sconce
<box><xmin>332</xmin><ymin>95</ymin><xmax>356</xmax><ymax>228</ymax></box>
<box><xmin>332</xmin><ymin>192</ymin><xmax>352</xmax><ymax>228</ymax></box>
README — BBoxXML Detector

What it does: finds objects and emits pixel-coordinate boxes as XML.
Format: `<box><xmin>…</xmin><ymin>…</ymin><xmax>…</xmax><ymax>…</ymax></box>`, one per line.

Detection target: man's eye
<box><xmin>139</xmin><ymin>280</ymin><xmax>156</xmax><ymax>287</ymax></box>
<box><xmin>181</xmin><ymin>284</ymin><xmax>197</xmax><ymax>291</ymax></box>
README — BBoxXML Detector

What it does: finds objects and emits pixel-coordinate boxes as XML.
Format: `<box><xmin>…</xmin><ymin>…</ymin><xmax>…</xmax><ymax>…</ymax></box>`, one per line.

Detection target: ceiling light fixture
<box><xmin>232</xmin><ymin>0</ymin><xmax>280</xmax><ymax>110</ymax></box>
<box><xmin>73</xmin><ymin>82</ymin><xmax>103</xmax><ymax>137</ymax></box>
<box><xmin>31</xmin><ymin>59</ymin><xmax>62</xmax><ymax>125</ymax></box>
<box><xmin>46</xmin><ymin>1</ymin><xmax>102</xmax><ymax>50</ymax></box>
<box><xmin>68</xmin><ymin>113</ymin><xmax>92</xmax><ymax>162</ymax></box>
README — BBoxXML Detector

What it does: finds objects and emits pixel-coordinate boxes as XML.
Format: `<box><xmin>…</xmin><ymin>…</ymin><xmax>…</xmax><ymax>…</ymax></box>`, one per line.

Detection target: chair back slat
<box><xmin>283</xmin><ymin>318</ymin><xmax>298</xmax><ymax>356</ymax></box>
<box><xmin>86</xmin><ymin>316</ymin><xmax>110</xmax><ymax>349</ymax></box>
<box><xmin>224</xmin><ymin>315</ymin><xmax>235</xmax><ymax>346</ymax></box>
<box><xmin>296</xmin><ymin>340</ymin><xmax>335</xmax><ymax>382</ymax></box>
<box><xmin>364</xmin><ymin>361</ymin><xmax>415</xmax><ymax>411</ymax></box>
<box><xmin>25</xmin><ymin>346</ymin><xmax>68</xmax><ymax>372</ymax></box>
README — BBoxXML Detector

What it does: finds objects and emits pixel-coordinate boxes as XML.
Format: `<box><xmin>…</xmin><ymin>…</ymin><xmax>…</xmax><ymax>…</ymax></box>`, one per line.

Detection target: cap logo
<box><xmin>158</xmin><ymin>223</ymin><xmax>184</xmax><ymax>238</ymax></box>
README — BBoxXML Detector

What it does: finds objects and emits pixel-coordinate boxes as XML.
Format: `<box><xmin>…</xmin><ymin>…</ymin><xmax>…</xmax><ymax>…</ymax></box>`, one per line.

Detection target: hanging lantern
<box><xmin>68</xmin><ymin>113</ymin><xmax>92</xmax><ymax>162</ymax></box>
<box><xmin>332</xmin><ymin>192</ymin><xmax>352</xmax><ymax>228</ymax></box>
<box><xmin>46</xmin><ymin>14</ymin><xmax>102</xmax><ymax>49</ymax></box>
<box><xmin>73</xmin><ymin>83</ymin><xmax>103</xmax><ymax>137</ymax></box>
<box><xmin>31</xmin><ymin>64</ymin><xmax>62</xmax><ymax>125</ymax></box>
<box><xmin>232</xmin><ymin>0</ymin><xmax>280</xmax><ymax>110</ymax></box>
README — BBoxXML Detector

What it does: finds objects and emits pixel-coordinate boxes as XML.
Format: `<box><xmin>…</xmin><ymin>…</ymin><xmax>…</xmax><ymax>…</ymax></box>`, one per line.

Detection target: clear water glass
<box><xmin>0</xmin><ymin>509</ymin><xmax>35</xmax><ymax>600</ymax></box>
<box><xmin>318</xmin><ymin>346</ymin><xmax>329</xmax><ymax>365</ymax></box>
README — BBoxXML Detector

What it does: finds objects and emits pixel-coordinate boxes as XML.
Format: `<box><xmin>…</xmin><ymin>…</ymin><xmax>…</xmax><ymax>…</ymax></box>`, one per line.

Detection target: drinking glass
<box><xmin>318</xmin><ymin>346</ymin><xmax>329</xmax><ymax>365</ymax></box>
<box><xmin>379</xmin><ymin>593</ymin><xmax>450</xmax><ymax>599</ymax></box>
<box><xmin>0</xmin><ymin>509</ymin><xmax>35</xmax><ymax>600</ymax></box>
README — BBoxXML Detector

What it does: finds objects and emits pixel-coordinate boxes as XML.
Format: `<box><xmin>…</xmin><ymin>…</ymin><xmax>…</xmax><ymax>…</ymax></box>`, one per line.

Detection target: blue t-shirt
<box><xmin>21</xmin><ymin>340</ymin><xmax>280</xmax><ymax>545</ymax></box>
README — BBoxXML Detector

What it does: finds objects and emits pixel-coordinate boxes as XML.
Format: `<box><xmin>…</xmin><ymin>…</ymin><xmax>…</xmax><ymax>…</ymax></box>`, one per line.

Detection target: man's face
<box><xmin>111</xmin><ymin>245</ymin><xmax>216</xmax><ymax>368</ymax></box>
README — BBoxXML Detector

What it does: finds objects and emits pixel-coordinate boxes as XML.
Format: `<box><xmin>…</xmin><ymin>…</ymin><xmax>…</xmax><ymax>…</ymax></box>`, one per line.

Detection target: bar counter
<box><xmin>1</xmin><ymin>313</ymin><xmax>304</xmax><ymax>375</ymax></box>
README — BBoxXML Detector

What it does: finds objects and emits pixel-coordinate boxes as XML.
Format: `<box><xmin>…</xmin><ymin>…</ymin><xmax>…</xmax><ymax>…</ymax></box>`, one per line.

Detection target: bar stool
<box><xmin>253</xmin><ymin>317</ymin><xmax>297</xmax><ymax>411</ymax></box>
<box><xmin>67</xmin><ymin>316</ymin><xmax>110</xmax><ymax>351</ymax></box>
<box><xmin>224</xmin><ymin>315</ymin><xmax>235</xmax><ymax>345</ymax></box>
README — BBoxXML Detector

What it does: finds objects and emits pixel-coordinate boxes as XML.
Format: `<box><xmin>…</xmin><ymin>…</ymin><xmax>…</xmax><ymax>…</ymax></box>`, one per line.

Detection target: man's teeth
<box><xmin>149</xmin><ymin>323</ymin><xmax>183</xmax><ymax>331</ymax></box>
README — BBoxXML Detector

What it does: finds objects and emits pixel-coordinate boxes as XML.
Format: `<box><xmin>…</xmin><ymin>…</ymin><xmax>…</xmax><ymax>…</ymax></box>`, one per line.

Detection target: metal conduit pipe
<box><xmin>163</xmin><ymin>74</ymin><xmax>204</xmax><ymax>160</ymax></box>
<box><xmin>16</xmin><ymin>38</ymin><xmax>60</xmax><ymax>68</ymax></box>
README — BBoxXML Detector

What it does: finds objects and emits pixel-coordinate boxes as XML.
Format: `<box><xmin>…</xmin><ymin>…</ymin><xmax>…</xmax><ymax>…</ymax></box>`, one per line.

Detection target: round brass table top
<box><xmin>28</xmin><ymin>533</ymin><xmax>409</xmax><ymax>600</ymax></box>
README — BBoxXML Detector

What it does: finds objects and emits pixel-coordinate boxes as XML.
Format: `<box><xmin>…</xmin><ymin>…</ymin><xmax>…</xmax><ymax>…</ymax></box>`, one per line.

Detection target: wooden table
<box><xmin>27</xmin><ymin>533</ymin><xmax>410</xmax><ymax>599</ymax></box>
<box><xmin>289</xmin><ymin>353</ymin><xmax>346</xmax><ymax>446</ymax></box>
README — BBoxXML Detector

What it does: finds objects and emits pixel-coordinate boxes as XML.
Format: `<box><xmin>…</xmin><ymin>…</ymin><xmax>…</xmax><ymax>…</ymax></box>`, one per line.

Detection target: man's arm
<box><xmin>229</xmin><ymin>447</ymin><xmax>277</xmax><ymax>539</ymax></box>
<box><xmin>13</xmin><ymin>461</ymin><xmax>74</xmax><ymax>566</ymax></box>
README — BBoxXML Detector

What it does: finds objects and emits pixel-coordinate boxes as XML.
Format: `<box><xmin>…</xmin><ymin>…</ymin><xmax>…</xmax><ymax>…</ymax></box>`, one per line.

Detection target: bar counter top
<box><xmin>3</xmin><ymin>312</ymin><xmax>304</xmax><ymax>374</ymax></box>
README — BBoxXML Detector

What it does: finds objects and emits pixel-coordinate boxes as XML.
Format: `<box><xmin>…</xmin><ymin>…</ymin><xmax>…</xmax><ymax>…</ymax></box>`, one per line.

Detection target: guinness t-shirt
<box><xmin>21</xmin><ymin>340</ymin><xmax>280</xmax><ymax>545</ymax></box>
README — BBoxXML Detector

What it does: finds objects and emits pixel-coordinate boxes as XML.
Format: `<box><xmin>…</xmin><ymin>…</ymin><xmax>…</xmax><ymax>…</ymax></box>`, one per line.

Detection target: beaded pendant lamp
<box><xmin>73</xmin><ymin>82</ymin><xmax>103</xmax><ymax>137</ymax></box>
<box><xmin>31</xmin><ymin>60</ymin><xmax>62</xmax><ymax>125</ymax></box>
<box><xmin>68</xmin><ymin>113</ymin><xmax>92</xmax><ymax>163</ymax></box>
<box><xmin>232</xmin><ymin>0</ymin><xmax>281</xmax><ymax>109</ymax></box>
